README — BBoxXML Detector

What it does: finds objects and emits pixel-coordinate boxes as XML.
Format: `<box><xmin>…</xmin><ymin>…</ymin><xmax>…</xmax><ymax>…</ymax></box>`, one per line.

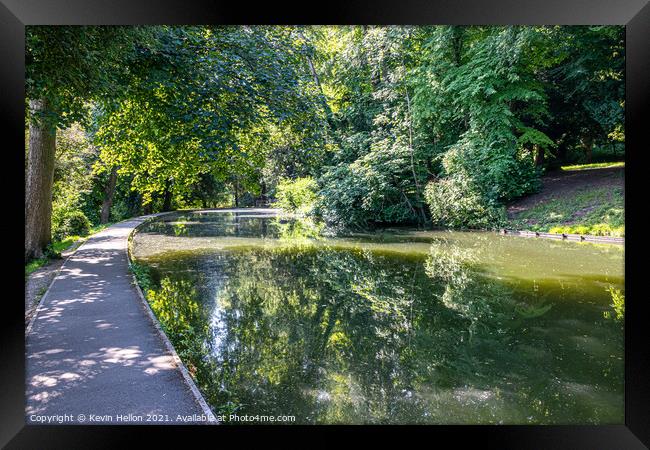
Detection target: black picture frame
<box><xmin>2</xmin><ymin>0</ymin><xmax>648</xmax><ymax>447</ymax></box>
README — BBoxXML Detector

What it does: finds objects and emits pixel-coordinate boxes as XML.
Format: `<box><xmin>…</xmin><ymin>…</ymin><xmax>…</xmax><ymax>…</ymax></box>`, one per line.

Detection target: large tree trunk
<box><xmin>100</xmin><ymin>167</ymin><xmax>118</xmax><ymax>224</ymax></box>
<box><xmin>25</xmin><ymin>99</ymin><xmax>57</xmax><ymax>261</ymax></box>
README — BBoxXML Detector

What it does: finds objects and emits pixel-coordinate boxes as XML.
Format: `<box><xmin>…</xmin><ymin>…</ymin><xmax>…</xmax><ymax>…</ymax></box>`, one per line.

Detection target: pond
<box><xmin>130</xmin><ymin>209</ymin><xmax>624</xmax><ymax>424</ymax></box>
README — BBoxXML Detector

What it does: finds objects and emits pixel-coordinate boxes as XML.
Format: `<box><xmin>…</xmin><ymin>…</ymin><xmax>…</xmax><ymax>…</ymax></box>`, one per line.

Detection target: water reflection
<box><xmin>132</xmin><ymin>211</ymin><xmax>624</xmax><ymax>424</ymax></box>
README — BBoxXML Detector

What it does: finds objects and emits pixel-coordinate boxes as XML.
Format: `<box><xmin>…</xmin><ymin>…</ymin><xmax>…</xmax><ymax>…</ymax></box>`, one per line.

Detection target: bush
<box><xmin>442</xmin><ymin>139</ymin><xmax>540</xmax><ymax>203</ymax></box>
<box><xmin>425</xmin><ymin>174</ymin><xmax>505</xmax><ymax>229</ymax></box>
<box><xmin>315</xmin><ymin>160</ymin><xmax>423</xmax><ymax>229</ymax></box>
<box><xmin>315</xmin><ymin>166</ymin><xmax>371</xmax><ymax>228</ymax></box>
<box><xmin>272</xmin><ymin>177</ymin><xmax>318</xmax><ymax>215</ymax></box>
<box><xmin>52</xmin><ymin>209</ymin><xmax>91</xmax><ymax>240</ymax></box>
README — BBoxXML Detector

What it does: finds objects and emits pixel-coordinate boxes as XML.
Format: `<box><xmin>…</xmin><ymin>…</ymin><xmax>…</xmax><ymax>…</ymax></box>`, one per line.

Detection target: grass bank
<box><xmin>507</xmin><ymin>164</ymin><xmax>624</xmax><ymax>237</ymax></box>
<box><xmin>25</xmin><ymin>223</ymin><xmax>114</xmax><ymax>278</ymax></box>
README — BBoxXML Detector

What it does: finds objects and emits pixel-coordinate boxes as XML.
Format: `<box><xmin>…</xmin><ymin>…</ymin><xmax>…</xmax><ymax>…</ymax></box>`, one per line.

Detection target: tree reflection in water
<box><xmin>140</xmin><ymin>232</ymin><xmax>623</xmax><ymax>424</ymax></box>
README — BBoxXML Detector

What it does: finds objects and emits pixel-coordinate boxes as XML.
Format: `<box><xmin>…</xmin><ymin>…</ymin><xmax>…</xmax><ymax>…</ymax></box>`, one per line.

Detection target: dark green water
<box><xmin>131</xmin><ymin>210</ymin><xmax>624</xmax><ymax>424</ymax></box>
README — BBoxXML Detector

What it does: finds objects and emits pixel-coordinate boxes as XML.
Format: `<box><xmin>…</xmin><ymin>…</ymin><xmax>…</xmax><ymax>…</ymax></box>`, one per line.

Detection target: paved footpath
<box><xmin>26</xmin><ymin>216</ymin><xmax>213</xmax><ymax>424</ymax></box>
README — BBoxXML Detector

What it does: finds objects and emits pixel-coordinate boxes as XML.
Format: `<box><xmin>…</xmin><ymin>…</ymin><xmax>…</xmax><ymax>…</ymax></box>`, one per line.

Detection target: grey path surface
<box><xmin>26</xmin><ymin>216</ymin><xmax>210</xmax><ymax>424</ymax></box>
<box><xmin>25</xmin><ymin>241</ymin><xmax>84</xmax><ymax>327</ymax></box>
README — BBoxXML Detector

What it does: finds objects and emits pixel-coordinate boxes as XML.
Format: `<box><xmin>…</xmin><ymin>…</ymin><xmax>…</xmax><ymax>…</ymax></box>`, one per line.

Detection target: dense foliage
<box><xmin>310</xmin><ymin>26</ymin><xmax>622</xmax><ymax>228</ymax></box>
<box><xmin>25</xmin><ymin>25</ymin><xmax>624</xmax><ymax>257</ymax></box>
<box><xmin>272</xmin><ymin>177</ymin><xmax>318</xmax><ymax>215</ymax></box>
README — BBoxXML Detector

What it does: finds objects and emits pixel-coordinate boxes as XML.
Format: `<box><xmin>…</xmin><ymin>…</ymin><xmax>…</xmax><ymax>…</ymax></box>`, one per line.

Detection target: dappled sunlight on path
<box><xmin>26</xmin><ymin>217</ymin><xmax>207</xmax><ymax>424</ymax></box>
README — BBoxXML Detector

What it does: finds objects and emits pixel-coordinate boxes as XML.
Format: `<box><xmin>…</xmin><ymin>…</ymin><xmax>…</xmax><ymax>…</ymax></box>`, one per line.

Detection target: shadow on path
<box><xmin>26</xmin><ymin>217</ymin><xmax>208</xmax><ymax>424</ymax></box>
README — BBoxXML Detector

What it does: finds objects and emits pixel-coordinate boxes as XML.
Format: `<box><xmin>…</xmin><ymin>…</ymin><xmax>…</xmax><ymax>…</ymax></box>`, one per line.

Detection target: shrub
<box><xmin>424</xmin><ymin>137</ymin><xmax>538</xmax><ymax>230</ymax></box>
<box><xmin>315</xmin><ymin>160</ymin><xmax>423</xmax><ymax>229</ymax></box>
<box><xmin>424</xmin><ymin>174</ymin><xmax>505</xmax><ymax>229</ymax></box>
<box><xmin>315</xmin><ymin>165</ymin><xmax>372</xmax><ymax>228</ymax></box>
<box><xmin>52</xmin><ymin>209</ymin><xmax>91</xmax><ymax>240</ymax></box>
<box><xmin>442</xmin><ymin>138</ymin><xmax>541</xmax><ymax>203</ymax></box>
<box><xmin>66</xmin><ymin>210</ymin><xmax>91</xmax><ymax>235</ymax></box>
<box><xmin>273</xmin><ymin>177</ymin><xmax>318</xmax><ymax>215</ymax></box>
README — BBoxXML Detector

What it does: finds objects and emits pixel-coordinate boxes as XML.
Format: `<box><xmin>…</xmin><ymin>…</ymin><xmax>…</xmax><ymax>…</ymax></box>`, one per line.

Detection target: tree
<box><xmin>26</xmin><ymin>25</ymin><xmax>625</xmax><ymax>238</ymax></box>
<box><xmin>99</xmin><ymin>167</ymin><xmax>118</xmax><ymax>223</ymax></box>
<box><xmin>311</xmin><ymin>26</ymin><xmax>435</xmax><ymax>228</ymax></box>
<box><xmin>543</xmin><ymin>26</ymin><xmax>625</xmax><ymax>164</ymax></box>
<box><xmin>311</xmin><ymin>26</ymin><xmax>552</xmax><ymax>229</ymax></box>
<box><xmin>95</xmin><ymin>26</ymin><xmax>323</xmax><ymax>212</ymax></box>
<box><xmin>25</xmin><ymin>26</ymin><xmax>146</xmax><ymax>259</ymax></box>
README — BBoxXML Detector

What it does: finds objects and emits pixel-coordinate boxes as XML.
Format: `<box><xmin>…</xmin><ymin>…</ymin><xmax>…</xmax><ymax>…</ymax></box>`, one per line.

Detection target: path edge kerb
<box><xmin>126</xmin><ymin>213</ymin><xmax>218</xmax><ymax>425</ymax></box>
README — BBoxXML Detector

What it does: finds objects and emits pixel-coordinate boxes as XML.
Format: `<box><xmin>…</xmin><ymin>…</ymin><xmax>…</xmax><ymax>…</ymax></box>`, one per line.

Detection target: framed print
<box><xmin>2</xmin><ymin>0</ymin><xmax>648</xmax><ymax>447</ymax></box>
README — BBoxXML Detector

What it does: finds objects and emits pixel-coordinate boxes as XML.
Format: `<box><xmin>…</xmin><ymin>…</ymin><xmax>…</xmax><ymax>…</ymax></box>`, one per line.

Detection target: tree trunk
<box><xmin>142</xmin><ymin>196</ymin><xmax>152</xmax><ymax>215</ymax></box>
<box><xmin>584</xmin><ymin>136</ymin><xmax>593</xmax><ymax>163</ymax></box>
<box><xmin>534</xmin><ymin>145</ymin><xmax>545</xmax><ymax>166</ymax></box>
<box><xmin>405</xmin><ymin>89</ymin><xmax>421</xmax><ymax>195</ymax></box>
<box><xmin>452</xmin><ymin>26</ymin><xmax>464</xmax><ymax>66</ymax></box>
<box><xmin>260</xmin><ymin>180</ymin><xmax>267</xmax><ymax>206</ymax></box>
<box><xmin>25</xmin><ymin>99</ymin><xmax>57</xmax><ymax>261</ymax></box>
<box><xmin>162</xmin><ymin>179</ymin><xmax>173</xmax><ymax>212</ymax></box>
<box><xmin>557</xmin><ymin>143</ymin><xmax>567</xmax><ymax>163</ymax></box>
<box><xmin>298</xmin><ymin>30</ymin><xmax>333</xmax><ymax>120</ymax></box>
<box><xmin>404</xmin><ymin>89</ymin><xmax>428</xmax><ymax>226</ymax></box>
<box><xmin>100</xmin><ymin>167</ymin><xmax>118</xmax><ymax>224</ymax></box>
